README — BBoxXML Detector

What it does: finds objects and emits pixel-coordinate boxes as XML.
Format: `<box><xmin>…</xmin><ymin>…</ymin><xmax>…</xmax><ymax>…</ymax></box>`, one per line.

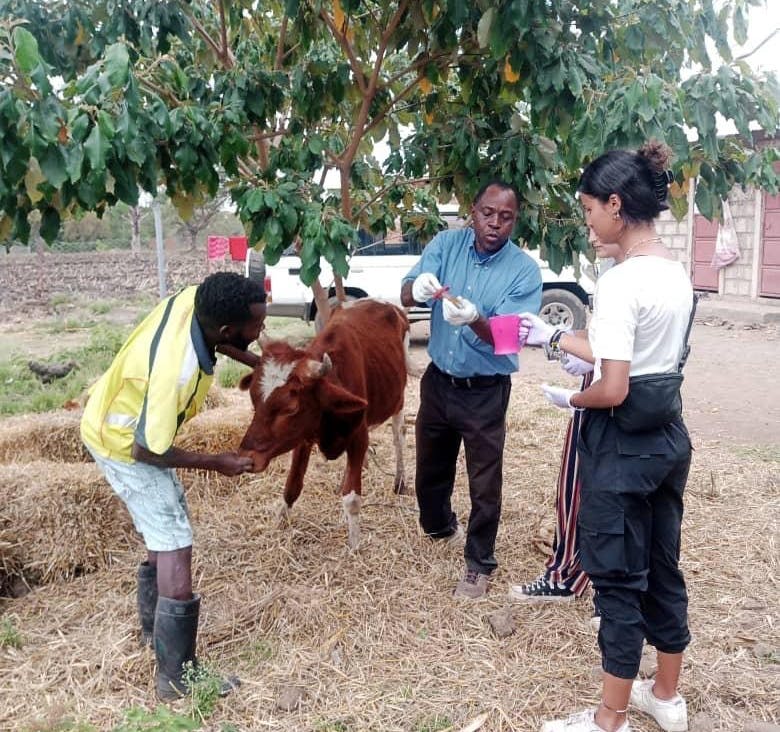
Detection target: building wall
<box><xmin>721</xmin><ymin>186</ymin><xmax>758</xmax><ymax>297</ymax></box>
<box><xmin>656</xmin><ymin>183</ymin><xmax>766</xmax><ymax>299</ymax></box>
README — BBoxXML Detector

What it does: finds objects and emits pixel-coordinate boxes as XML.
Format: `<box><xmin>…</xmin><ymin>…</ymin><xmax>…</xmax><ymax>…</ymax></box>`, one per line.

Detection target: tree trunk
<box><xmin>130</xmin><ymin>206</ymin><xmax>142</xmax><ymax>254</ymax></box>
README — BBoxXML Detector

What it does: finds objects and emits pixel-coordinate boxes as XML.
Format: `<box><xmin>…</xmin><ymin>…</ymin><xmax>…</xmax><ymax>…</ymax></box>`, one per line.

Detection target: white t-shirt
<box><xmin>589</xmin><ymin>256</ymin><xmax>693</xmax><ymax>379</ymax></box>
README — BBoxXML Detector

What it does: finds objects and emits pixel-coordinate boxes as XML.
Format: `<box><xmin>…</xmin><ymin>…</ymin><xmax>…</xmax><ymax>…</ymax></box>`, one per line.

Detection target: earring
<box><xmin>613</xmin><ymin>212</ymin><xmax>620</xmax><ymax>220</ymax></box>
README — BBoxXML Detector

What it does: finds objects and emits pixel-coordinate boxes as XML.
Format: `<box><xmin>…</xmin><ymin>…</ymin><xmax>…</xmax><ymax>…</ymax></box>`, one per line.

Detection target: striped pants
<box><xmin>542</xmin><ymin>372</ymin><xmax>592</xmax><ymax>597</ymax></box>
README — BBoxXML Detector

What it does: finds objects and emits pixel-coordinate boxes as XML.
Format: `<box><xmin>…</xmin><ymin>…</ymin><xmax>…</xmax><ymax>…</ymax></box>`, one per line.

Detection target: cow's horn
<box><xmin>304</xmin><ymin>353</ymin><xmax>332</xmax><ymax>378</ymax></box>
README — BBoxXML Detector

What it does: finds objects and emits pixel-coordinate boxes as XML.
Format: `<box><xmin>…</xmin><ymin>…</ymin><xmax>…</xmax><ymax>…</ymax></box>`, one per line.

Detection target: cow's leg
<box><xmin>277</xmin><ymin>443</ymin><xmax>313</xmax><ymax>526</ymax></box>
<box><xmin>341</xmin><ymin>428</ymin><xmax>368</xmax><ymax>550</ymax></box>
<box><xmin>391</xmin><ymin>410</ymin><xmax>408</xmax><ymax>495</ymax></box>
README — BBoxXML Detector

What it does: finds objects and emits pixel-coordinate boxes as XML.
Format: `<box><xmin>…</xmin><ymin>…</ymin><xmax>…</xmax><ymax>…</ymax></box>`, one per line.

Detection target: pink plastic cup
<box><xmin>489</xmin><ymin>314</ymin><xmax>522</xmax><ymax>355</ymax></box>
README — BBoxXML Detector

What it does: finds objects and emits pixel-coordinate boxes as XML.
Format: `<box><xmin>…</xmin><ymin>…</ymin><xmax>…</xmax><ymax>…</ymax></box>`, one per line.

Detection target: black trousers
<box><xmin>415</xmin><ymin>363</ymin><xmax>512</xmax><ymax>574</ymax></box>
<box><xmin>577</xmin><ymin>410</ymin><xmax>692</xmax><ymax>679</ymax></box>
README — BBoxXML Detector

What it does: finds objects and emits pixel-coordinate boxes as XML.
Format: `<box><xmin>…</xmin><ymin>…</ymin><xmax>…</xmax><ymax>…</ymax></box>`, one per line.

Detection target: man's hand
<box><xmin>212</xmin><ymin>452</ymin><xmax>254</xmax><ymax>476</ymax></box>
<box><xmin>518</xmin><ymin>312</ymin><xmax>558</xmax><ymax>346</ymax></box>
<box><xmin>541</xmin><ymin>383</ymin><xmax>577</xmax><ymax>411</ymax></box>
<box><xmin>443</xmin><ymin>296</ymin><xmax>479</xmax><ymax>326</ymax></box>
<box><xmin>560</xmin><ymin>353</ymin><xmax>594</xmax><ymax>376</ymax></box>
<box><xmin>411</xmin><ymin>272</ymin><xmax>443</xmax><ymax>303</ymax></box>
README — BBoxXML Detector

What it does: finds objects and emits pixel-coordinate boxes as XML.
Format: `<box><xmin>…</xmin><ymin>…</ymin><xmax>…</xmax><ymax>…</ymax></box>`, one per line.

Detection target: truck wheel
<box><xmin>540</xmin><ymin>289</ymin><xmax>586</xmax><ymax>330</ymax></box>
<box><xmin>313</xmin><ymin>295</ymin><xmax>359</xmax><ymax>333</ymax></box>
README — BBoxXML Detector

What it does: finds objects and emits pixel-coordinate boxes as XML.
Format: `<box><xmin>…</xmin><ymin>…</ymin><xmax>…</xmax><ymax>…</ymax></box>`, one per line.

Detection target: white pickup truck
<box><xmin>254</xmin><ymin>227</ymin><xmax>596</xmax><ymax>331</ymax></box>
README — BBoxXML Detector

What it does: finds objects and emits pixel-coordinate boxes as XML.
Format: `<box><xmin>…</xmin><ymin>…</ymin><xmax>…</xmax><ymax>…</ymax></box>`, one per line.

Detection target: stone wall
<box><xmin>656</xmin><ymin>210</ymin><xmax>690</xmax><ymax>266</ymax></box>
<box><xmin>655</xmin><ymin>183</ymin><xmax>764</xmax><ymax>299</ymax></box>
<box><xmin>721</xmin><ymin>186</ymin><xmax>757</xmax><ymax>297</ymax></box>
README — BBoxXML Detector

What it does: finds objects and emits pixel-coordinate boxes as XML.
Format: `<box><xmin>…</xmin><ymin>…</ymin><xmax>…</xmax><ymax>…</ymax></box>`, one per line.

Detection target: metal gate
<box><xmin>692</xmin><ymin>215</ymin><xmax>719</xmax><ymax>292</ymax></box>
<box><xmin>760</xmin><ymin>188</ymin><xmax>780</xmax><ymax>298</ymax></box>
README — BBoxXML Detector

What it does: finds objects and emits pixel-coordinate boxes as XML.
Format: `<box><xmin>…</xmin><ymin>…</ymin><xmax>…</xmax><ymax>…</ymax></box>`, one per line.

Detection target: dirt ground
<box><xmin>0</xmin><ymin>250</ymin><xmax>778</xmax><ymax>732</ymax></box>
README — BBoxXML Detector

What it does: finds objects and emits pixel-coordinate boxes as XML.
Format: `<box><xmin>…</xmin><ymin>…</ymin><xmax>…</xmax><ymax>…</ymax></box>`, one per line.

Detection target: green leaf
<box><xmin>477</xmin><ymin>8</ymin><xmax>496</xmax><ymax>49</ymax></box>
<box><xmin>12</xmin><ymin>27</ymin><xmax>40</xmax><ymax>74</ymax></box>
<box><xmin>39</xmin><ymin>147</ymin><xmax>68</xmax><ymax>188</ymax></box>
<box><xmin>39</xmin><ymin>207</ymin><xmax>60</xmax><ymax>244</ymax></box>
<box><xmin>104</xmin><ymin>43</ymin><xmax>130</xmax><ymax>87</ymax></box>
<box><xmin>245</xmin><ymin>189</ymin><xmax>265</xmax><ymax>213</ymax></box>
<box><xmin>84</xmin><ymin>124</ymin><xmax>108</xmax><ymax>170</ymax></box>
<box><xmin>64</xmin><ymin>145</ymin><xmax>85</xmax><ymax>183</ymax></box>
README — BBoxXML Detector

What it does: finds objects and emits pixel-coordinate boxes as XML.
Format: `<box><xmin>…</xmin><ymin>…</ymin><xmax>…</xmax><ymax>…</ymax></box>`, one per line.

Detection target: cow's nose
<box><xmin>240</xmin><ymin>448</ymin><xmax>269</xmax><ymax>473</ymax></box>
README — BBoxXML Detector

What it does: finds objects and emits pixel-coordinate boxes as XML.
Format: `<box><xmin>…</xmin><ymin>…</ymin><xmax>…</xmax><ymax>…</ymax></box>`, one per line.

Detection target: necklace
<box><xmin>624</xmin><ymin>236</ymin><xmax>662</xmax><ymax>259</ymax></box>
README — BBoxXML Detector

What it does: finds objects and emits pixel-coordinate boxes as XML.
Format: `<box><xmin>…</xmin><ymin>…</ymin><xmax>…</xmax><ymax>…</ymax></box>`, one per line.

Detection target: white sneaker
<box><xmin>540</xmin><ymin>708</ymin><xmax>630</xmax><ymax>732</ymax></box>
<box><xmin>629</xmin><ymin>679</ymin><xmax>688</xmax><ymax>732</ymax></box>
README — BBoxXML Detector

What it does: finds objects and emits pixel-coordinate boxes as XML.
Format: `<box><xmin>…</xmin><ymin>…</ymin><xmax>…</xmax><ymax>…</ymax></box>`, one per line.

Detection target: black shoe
<box><xmin>153</xmin><ymin>595</ymin><xmax>241</xmax><ymax>701</ymax></box>
<box><xmin>508</xmin><ymin>576</ymin><xmax>575</xmax><ymax>602</ymax></box>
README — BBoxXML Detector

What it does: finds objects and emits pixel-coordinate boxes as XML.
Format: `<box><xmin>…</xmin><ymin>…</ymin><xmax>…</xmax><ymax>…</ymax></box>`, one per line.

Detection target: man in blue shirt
<box><xmin>401</xmin><ymin>180</ymin><xmax>542</xmax><ymax>599</ymax></box>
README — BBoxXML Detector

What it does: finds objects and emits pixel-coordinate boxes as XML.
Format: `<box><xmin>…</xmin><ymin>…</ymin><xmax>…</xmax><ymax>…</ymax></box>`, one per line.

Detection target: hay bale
<box><xmin>0</xmin><ymin>411</ymin><xmax>87</xmax><ymax>464</ymax></box>
<box><xmin>174</xmin><ymin>405</ymin><xmax>253</xmax><ymax>454</ymax></box>
<box><xmin>0</xmin><ymin>461</ymin><xmax>135</xmax><ymax>591</ymax></box>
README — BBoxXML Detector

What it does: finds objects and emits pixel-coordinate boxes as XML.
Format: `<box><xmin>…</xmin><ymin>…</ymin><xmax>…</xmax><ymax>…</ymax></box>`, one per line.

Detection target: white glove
<box><xmin>518</xmin><ymin>317</ymin><xmax>531</xmax><ymax>348</ymax></box>
<box><xmin>443</xmin><ymin>296</ymin><xmax>479</xmax><ymax>326</ymax></box>
<box><xmin>518</xmin><ymin>312</ymin><xmax>560</xmax><ymax>347</ymax></box>
<box><xmin>412</xmin><ymin>272</ymin><xmax>443</xmax><ymax>303</ymax></box>
<box><xmin>541</xmin><ymin>383</ymin><xmax>578</xmax><ymax>411</ymax></box>
<box><xmin>560</xmin><ymin>353</ymin><xmax>594</xmax><ymax>376</ymax></box>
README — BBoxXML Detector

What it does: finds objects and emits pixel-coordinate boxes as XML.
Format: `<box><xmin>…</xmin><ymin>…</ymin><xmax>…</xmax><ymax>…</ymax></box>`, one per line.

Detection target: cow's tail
<box><xmin>392</xmin><ymin>304</ymin><xmax>423</xmax><ymax>378</ymax></box>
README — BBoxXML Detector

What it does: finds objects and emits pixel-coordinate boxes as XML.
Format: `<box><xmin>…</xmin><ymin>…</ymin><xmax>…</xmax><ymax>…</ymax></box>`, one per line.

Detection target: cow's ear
<box><xmin>317</xmin><ymin>381</ymin><xmax>367</xmax><ymax>416</ymax></box>
<box><xmin>238</xmin><ymin>373</ymin><xmax>253</xmax><ymax>391</ymax></box>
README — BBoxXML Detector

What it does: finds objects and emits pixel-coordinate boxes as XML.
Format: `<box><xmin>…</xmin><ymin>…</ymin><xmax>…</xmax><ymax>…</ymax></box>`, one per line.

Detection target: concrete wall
<box><xmin>657</xmin><ymin>182</ymin><xmax>769</xmax><ymax>300</ymax></box>
<box><xmin>721</xmin><ymin>186</ymin><xmax>759</xmax><ymax>297</ymax></box>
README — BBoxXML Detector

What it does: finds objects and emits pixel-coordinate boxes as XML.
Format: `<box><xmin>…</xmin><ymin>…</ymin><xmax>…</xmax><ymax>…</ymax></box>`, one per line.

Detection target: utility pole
<box><xmin>152</xmin><ymin>199</ymin><xmax>167</xmax><ymax>299</ymax></box>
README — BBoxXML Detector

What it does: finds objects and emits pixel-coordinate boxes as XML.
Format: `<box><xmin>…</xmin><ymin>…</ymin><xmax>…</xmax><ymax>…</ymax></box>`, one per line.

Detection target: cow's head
<box><xmin>238</xmin><ymin>341</ymin><xmax>367</xmax><ymax>471</ymax></box>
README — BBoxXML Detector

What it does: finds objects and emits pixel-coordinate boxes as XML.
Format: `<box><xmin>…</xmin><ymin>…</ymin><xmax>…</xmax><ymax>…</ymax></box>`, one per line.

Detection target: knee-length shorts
<box><xmin>87</xmin><ymin>447</ymin><xmax>193</xmax><ymax>552</ymax></box>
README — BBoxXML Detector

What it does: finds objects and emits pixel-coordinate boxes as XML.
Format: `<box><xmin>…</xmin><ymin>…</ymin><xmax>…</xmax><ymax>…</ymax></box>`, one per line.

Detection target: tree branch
<box><xmin>275</xmin><ymin>15</ymin><xmax>288</xmax><ymax>69</ymax></box>
<box><xmin>320</xmin><ymin>9</ymin><xmax>367</xmax><ymax>94</ymax></box>
<box><xmin>218</xmin><ymin>0</ymin><xmax>229</xmax><ymax>62</ymax></box>
<box><xmin>735</xmin><ymin>28</ymin><xmax>779</xmax><ymax>62</ymax></box>
<box><xmin>182</xmin><ymin>4</ymin><xmax>234</xmax><ymax>68</ymax></box>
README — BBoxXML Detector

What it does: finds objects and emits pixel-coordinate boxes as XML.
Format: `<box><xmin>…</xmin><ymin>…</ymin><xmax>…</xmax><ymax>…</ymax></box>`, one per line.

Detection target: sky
<box><xmin>735</xmin><ymin>3</ymin><xmax>779</xmax><ymax>78</ymax></box>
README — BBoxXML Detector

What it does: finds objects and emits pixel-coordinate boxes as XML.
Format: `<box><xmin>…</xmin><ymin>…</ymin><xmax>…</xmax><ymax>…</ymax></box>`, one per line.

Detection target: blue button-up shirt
<box><xmin>403</xmin><ymin>228</ymin><xmax>542</xmax><ymax>377</ymax></box>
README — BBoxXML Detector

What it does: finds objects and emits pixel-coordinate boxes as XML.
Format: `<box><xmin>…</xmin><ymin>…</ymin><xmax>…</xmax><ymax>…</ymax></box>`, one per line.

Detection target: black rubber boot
<box><xmin>137</xmin><ymin>562</ymin><xmax>158</xmax><ymax>647</ymax></box>
<box><xmin>154</xmin><ymin>594</ymin><xmax>200</xmax><ymax>700</ymax></box>
<box><xmin>153</xmin><ymin>594</ymin><xmax>240</xmax><ymax>701</ymax></box>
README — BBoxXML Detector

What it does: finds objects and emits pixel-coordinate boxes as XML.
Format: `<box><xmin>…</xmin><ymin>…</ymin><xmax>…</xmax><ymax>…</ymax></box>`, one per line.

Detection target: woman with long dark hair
<box><xmin>521</xmin><ymin>141</ymin><xmax>694</xmax><ymax>732</ymax></box>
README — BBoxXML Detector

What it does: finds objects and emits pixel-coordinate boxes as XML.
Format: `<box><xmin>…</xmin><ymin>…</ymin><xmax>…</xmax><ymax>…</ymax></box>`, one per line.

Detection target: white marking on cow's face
<box><xmin>260</xmin><ymin>358</ymin><xmax>296</xmax><ymax>401</ymax></box>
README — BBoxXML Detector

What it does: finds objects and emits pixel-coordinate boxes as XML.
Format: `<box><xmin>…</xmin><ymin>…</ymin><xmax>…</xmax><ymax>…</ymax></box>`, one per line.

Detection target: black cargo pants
<box><xmin>577</xmin><ymin>410</ymin><xmax>692</xmax><ymax>679</ymax></box>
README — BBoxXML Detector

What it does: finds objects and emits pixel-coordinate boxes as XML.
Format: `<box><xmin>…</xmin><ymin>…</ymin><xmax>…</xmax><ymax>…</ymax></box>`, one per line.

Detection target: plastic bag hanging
<box><xmin>711</xmin><ymin>199</ymin><xmax>740</xmax><ymax>269</ymax></box>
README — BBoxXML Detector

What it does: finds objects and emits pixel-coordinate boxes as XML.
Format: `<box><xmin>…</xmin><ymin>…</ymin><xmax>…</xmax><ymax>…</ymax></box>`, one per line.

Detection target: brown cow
<box><xmin>238</xmin><ymin>299</ymin><xmax>409</xmax><ymax>549</ymax></box>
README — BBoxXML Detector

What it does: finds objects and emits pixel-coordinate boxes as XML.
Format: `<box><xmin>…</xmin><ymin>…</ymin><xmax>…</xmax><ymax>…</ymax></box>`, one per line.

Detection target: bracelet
<box><xmin>549</xmin><ymin>329</ymin><xmax>565</xmax><ymax>353</ymax></box>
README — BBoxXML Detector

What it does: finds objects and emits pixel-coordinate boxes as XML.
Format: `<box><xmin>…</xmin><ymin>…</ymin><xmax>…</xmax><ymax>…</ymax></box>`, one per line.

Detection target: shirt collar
<box><xmin>191</xmin><ymin>316</ymin><xmax>216</xmax><ymax>374</ymax></box>
<box><xmin>468</xmin><ymin>229</ymin><xmax>513</xmax><ymax>263</ymax></box>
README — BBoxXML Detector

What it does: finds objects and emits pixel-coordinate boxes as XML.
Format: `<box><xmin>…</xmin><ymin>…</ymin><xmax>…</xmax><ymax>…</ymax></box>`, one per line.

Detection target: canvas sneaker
<box><xmin>443</xmin><ymin>523</ymin><xmax>465</xmax><ymax>548</ymax></box>
<box><xmin>509</xmin><ymin>576</ymin><xmax>575</xmax><ymax>602</ymax></box>
<box><xmin>589</xmin><ymin>606</ymin><xmax>602</xmax><ymax>632</ymax></box>
<box><xmin>629</xmin><ymin>680</ymin><xmax>688</xmax><ymax>732</ymax></box>
<box><xmin>453</xmin><ymin>568</ymin><xmax>490</xmax><ymax>599</ymax></box>
<box><xmin>541</xmin><ymin>708</ymin><xmax>630</xmax><ymax>732</ymax></box>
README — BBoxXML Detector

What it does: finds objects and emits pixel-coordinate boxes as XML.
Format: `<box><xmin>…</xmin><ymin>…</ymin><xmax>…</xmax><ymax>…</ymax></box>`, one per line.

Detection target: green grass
<box><xmin>182</xmin><ymin>662</ymin><xmax>225</xmax><ymax>721</ymax></box>
<box><xmin>0</xmin><ymin>324</ymin><xmax>129</xmax><ymax>416</ymax></box>
<box><xmin>111</xmin><ymin>706</ymin><xmax>198</xmax><ymax>731</ymax></box>
<box><xmin>0</xmin><ymin>617</ymin><xmax>22</xmax><ymax>649</ymax></box>
<box><xmin>415</xmin><ymin>716</ymin><xmax>452</xmax><ymax>732</ymax></box>
<box><xmin>216</xmin><ymin>358</ymin><xmax>252</xmax><ymax>389</ymax></box>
